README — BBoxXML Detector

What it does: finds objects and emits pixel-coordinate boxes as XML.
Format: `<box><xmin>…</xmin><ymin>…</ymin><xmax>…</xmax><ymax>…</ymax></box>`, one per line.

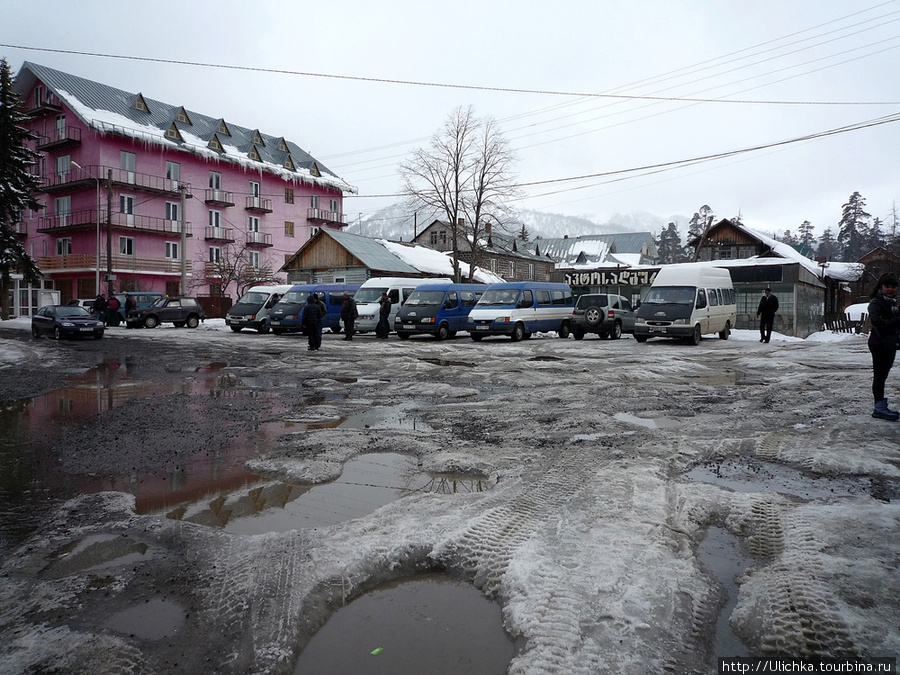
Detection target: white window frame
<box><xmin>249</xmin><ymin>251</ymin><xmax>260</xmax><ymax>269</ymax></box>
<box><xmin>56</xmin><ymin>155</ymin><xmax>70</xmax><ymax>176</ymax></box>
<box><xmin>310</xmin><ymin>195</ymin><xmax>319</xmax><ymax>209</ymax></box>
<box><xmin>119</xmin><ymin>236</ymin><xmax>134</xmax><ymax>256</ymax></box>
<box><xmin>56</xmin><ymin>237</ymin><xmax>72</xmax><ymax>255</ymax></box>
<box><xmin>209</xmin><ymin>171</ymin><xmax>222</xmax><ymax>190</ymax></box>
<box><xmin>55</xmin><ymin>196</ymin><xmax>71</xmax><ymax>226</ymax></box>
<box><xmin>248</xmin><ymin>215</ymin><xmax>260</xmax><ymax>233</ymax></box>
<box><xmin>329</xmin><ymin>198</ymin><xmax>338</xmax><ymax>213</ymax></box>
<box><xmin>165</xmin><ymin>242</ymin><xmax>179</xmax><ymax>259</ymax></box>
<box><xmin>166</xmin><ymin>161</ymin><xmax>181</xmax><ymax>185</ymax></box>
<box><xmin>166</xmin><ymin>201</ymin><xmax>179</xmax><ymax>222</ymax></box>
<box><xmin>209</xmin><ymin>246</ymin><xmax>221</xmax><ymax>263</ymax></box>
<box><xmin>209</xmin><ymin>210</ymin><xmax>222</xmax><ymax>228</ymax></box>
<box><xmin>249</xmin><ymin>180</ymin><xmax>260</xmax><ymax>198</ymax></box>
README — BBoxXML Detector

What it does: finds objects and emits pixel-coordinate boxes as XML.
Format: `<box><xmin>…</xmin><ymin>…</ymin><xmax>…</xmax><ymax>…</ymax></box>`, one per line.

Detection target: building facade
<box><xmin>10</xmin><ymin>62</ymin><xmax>355</xmax><ymax>316</ymax></box>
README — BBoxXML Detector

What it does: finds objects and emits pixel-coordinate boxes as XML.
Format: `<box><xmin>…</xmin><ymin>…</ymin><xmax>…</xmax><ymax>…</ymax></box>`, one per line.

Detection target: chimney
<box><xmin>457</xmin><ymin>217</ymin><xmax>465</xmax><ymax>228</ymax></box>
<box><xmin>485</xmin><ymin>223</ymin><xmax>492</xmax><ymax>233</ymax></box>
<box><xmin>564</xmin><ymin>234</ymin><xmax>568</xmax><ymax>239</ymax></box>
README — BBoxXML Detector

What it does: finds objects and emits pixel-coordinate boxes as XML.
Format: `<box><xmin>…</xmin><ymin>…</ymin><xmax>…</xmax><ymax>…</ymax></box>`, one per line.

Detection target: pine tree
<box><xmin>779</xmin><ymin>229</ymin><xmax>799</xmax><ymax>247</ymax></box>
<box><xmin>0</xmin><ymin>58</ymin><xmax>43</xmax><ymax>320</ymax></box>
<box><xmin>816</xmin><ymin>227</ymin><xmax>840</xmax><ymax>261</ymax></box>
<box><xmin>837</xmin><ymin>191</ymin><xmax>870</xmax><ymax>261</ymax></box>
<box><xmin>797</xmin><ymin>220</ymin><xmax>816</xmax><ymax>253</ymax></box>
<box><xmin>655</xmin><ymin>222</ymin><xmax>684</xmax><ymax>264</ymax></box>
<box><xmin>518</xmin><ymin>223</ymin><xmax>530</xmax><ymax>242</ymax></box>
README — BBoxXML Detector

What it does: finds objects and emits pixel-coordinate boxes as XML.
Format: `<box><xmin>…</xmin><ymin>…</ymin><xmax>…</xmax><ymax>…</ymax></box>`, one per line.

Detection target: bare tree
<box><xmin>400</xmin><ymin>106</ymin><xmax>518</xmax><ymax>281</ymax></box>
<box><xmin>190</xmin><ymin>242</ymin><xmax>284</xmax><ymax>299</ymax></box>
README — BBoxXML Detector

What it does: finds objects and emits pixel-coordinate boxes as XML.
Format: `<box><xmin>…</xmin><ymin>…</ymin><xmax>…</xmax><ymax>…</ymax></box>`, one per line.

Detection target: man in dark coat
<box><xmin>376</xmin><ymin>292</ymin><xmax>392</xmax><ymax>339</ymax></box>
<box><xmin>340</xmin><ymin>291</ymin><xmax>358</xmax><ymax>341</ymax></box>
<box><xmin>302</xmin><ymin>294</ymin><xmax>324</xmax><ymax>351</ymax></box>
<box><xmin>92</xmin><ymin>294</ymin><xmax>107</xmax><ymax>323</ymax></box>
<box><xmin>756</xmin><ymin>288</ymin><xmax>779</xmax><ymax>343</ymax></box>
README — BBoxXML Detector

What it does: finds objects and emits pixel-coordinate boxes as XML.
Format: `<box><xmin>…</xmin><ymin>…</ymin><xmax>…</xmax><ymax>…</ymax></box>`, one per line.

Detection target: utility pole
<box><xmin>180</xmin><ymin>183</ymin><xmax>187</xmax><ymax>294</ymax></box>
<box><xmin>106</xmin><ymin>169</ymin><xmax>113</xmax><ymax>296</ymax></box>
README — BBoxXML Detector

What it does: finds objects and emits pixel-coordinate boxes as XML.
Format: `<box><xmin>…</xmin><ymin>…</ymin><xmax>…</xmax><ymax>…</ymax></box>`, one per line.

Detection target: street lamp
<box><xmin>70</xmin><ymin>161</ymin><xmax>101</xmax><ymax>295</ymax></box>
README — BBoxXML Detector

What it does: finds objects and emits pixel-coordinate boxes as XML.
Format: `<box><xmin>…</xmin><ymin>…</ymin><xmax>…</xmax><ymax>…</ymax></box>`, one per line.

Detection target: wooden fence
<box><xmin>823</xmin><ymin>312</ymin><xmax>869</xmax><ymax>334</ymax></box>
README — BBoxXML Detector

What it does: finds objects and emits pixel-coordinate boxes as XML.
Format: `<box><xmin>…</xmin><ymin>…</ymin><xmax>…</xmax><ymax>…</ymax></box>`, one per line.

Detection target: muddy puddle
<box><xmin>685</xmin><ymin>456</ymin><xmax>873</xmax><ymax>500</ymax></box>
<box><xmin>104</xmin><ymin>597</ymin><xmax>187</xmax><ymax>641</ymax></box>
<box><xmin>294</xmin><ymin>573</ymin><xmax>515</xmax><ymax>674</ymax></box>
<box><xmin>697</xmin><ymin>527</ymin><xmax>752</xmax><ymax>660</ymax></box>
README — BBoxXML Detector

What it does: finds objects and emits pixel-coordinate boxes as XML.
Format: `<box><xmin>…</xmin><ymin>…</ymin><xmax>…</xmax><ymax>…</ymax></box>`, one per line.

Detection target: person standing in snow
<box><xmin>756</xmin><ymin>288</ymin><xmax>779</xmax><ymax>343</ymax></box>
<box><xmin>376</xmin><ymin>291</ymin><xmax>392</xmax><ymax>339</ymax></box>
<box><xmin>301</xmin><ymin>294</ymin><xmax>324</xmax><ymax>351</ymax></box>
<box><xmin>340</xmin><ymin>291</ymin><xmax>358</xmax><ymax>340</ymax></box>
<box><xmin>867</xmin><ymin>272</ymin><xmax>900</xmax><ymax>421</ymax></box>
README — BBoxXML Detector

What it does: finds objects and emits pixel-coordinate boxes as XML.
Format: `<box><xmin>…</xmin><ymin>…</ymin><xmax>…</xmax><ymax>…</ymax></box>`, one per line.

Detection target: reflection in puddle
<box><xmin>697</xmin><ymin>527</ymin><xmax>752</xmax><ymax>660</ymax></box>
<box><xmin>339</xmin><ymin>405</ymin><xmax>433</xmax><ymax>432</ymax></box>
<box><xmin>685</xmin><ymin>457</ymin><xmax>870</xmax><ymax>500</ymax></box>
<box><xmin>105</xmin><ymin>598</ymin><xmax>187</xmax><ymax>640</ymax></box>
<box><xmin>612</xmin><ymin>412</ymin><xmax>680</xmax><ymax>429</ymax></box>
<box><xmin>294</xmin><ymin>573</ymin><xmax>515</xmax><ymax>675</ymax></box>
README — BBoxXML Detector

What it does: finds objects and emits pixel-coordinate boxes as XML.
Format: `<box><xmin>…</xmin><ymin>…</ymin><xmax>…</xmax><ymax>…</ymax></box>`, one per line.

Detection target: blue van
<box><xmin>394</xmin><ymin>283</ymin><xmax>486</xmax><ymax>340</ymax></box>
<box><xmin>466</xmin><ymin>282</ymin><xmax>574</xmax><ymax>341</ymax></box>
<box><xmin>267</xmin><ymin>284</ymin><xmax>360</xmax><ymax>335</ymax></box>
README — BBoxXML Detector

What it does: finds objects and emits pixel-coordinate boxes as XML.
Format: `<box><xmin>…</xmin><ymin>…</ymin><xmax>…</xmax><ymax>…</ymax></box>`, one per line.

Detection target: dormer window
<box><xmin>175</xmin><ymin>107</ymin><xmax>192</xmax><ymax>125</ymax></box>
<box><xmin>283</xmin><ymin>156</ymin><xmax>295</xmax><ymax>171</ymax></box>
<box><xmin>131</xmin><ymin>93</ymin><xmax>150</xmax><ymax>113</ymax></box>
<box><xmin>310</xmin><ymin>162</ymin><xmax>321</xmax><ymax>178</ymax></box>
<box><xmin>277</xmin><ymin>138</ymin><xmax>289</xmax><ymax>152</ymax></box>
<box><xmin>248</xmin><ymin>145</ymin><xmax>261</xmax><ymax>162</ymax></box>
<box><xmin>251</xmin><ymin>130</ymin><xmax>264</xmax><ymax>146</ymax></box>
<box><xmin>165</xmin><ymin>123</ymin><xmax>184</xmax><ymax>142</ymax></box>
<box><xmin>208</xmin><ymin>135</ymin><xmax>223</xmax><ymax>152</ymax></box>
<box><xmin>216</xmin><ymin>119</ymin><xmax>231</xmax><ymax>136</ymax></box>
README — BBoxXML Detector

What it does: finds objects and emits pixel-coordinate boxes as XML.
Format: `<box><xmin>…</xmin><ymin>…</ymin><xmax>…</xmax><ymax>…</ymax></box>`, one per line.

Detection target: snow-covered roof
<box><xmin>379</xmin><ymin>240</ymin><xmax>505</xmax><ymax>283</ymax></box>
<box><xmin>14</xmin><ymin>62</ymin><xmax>356</xmax><ymax>194</ymax></box>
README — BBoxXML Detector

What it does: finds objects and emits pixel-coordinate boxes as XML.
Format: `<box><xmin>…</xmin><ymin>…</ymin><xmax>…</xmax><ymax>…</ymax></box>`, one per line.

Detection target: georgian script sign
<box><xmin>564</xmin><ymin>269</ymin><xmax>659</xmax><ymax>287</ymax></box>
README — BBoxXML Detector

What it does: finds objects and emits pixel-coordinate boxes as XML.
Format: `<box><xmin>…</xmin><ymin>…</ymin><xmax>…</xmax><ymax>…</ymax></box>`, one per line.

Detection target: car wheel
<box><xmin>230</xmin><ymin>326</ymin><xmax>242</xmax><ymax>332</ymax></box>
<box><xmin>143</xmin><ymin>315</ymin><xmax>159</xmax><ymax>329</ymax></box>
<box><xmin>436</xmin><ymin>323</ymin><xmax>450</xmax><ymax>341</ymax></box>
<box><xmin>558</xmin><ymin>322</ymin><xmax>570</xmax><ymax>339</ymax></box>
<box><xmin>53</xmin><ymin>326</ymin><xmax>62</xmax><ymax>340</ymax></box>
<box><xmin>610</xmin><ymin>321</ymin><xmax>622</xmax><ymax>340</ymax></box>
<box><xmin>397</xmin><ymin>331</ymin><xmax>411</xmax><ymax>340</ymax></box>
<box><xmin>719</xmin><ymin>322</ymin><xmax>731</xmax><ymax>340</ymax></box>
<box><xmin>257</xmin><ymin>323</ymin><xmax>270</xmax><ymax>334</ymax></box>
<box><xmin>471</xmin><ymin>333</ymin><xmax>484</xmax><ymax>341</ymax></box>
<box><xmin>186</xmin><ymin>315</ymin><xmax>200</xmax><ymax>329</ymax></box>
<box><xmin>689</xmin><ymin>325</ymin><xmax>702</xmax><ymax>345</ymax></box>
<box><xmin>585</xmin><ymin>307</ymin><xmax>602</xmax><ymax>326</ymax></box>
<box><xmin>572</xmin><ymin>329</ymin><xmax>584</xmax><ymax>340</ymax></box>
<box><xmin>634</xmin><ymin>335</ymin><xmax>648</xmax><ymax>343</ymax></box>
<box><xmin>511</xmin><ymin>323</ymin><xmax>525</xmax><ymax>342</ymax></box>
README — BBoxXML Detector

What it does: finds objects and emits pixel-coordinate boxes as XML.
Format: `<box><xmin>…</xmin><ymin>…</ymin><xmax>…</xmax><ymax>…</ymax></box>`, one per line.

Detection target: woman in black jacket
<box><xmin>867</xmin><ymin>273</ymin><xmax>900</xmax><ymax>420</ymax></box>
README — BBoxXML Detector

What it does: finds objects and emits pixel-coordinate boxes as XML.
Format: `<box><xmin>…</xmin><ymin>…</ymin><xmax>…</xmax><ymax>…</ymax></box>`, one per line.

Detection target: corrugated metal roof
<box><xmin>14</xmin><ymin>62</ymin><xmax>354</xmax><ymax>193</ymax></box>
<box><xmin>324</xmin><ymin>230</ymin><xmax>420</xmax><ymax>274</ymax></box>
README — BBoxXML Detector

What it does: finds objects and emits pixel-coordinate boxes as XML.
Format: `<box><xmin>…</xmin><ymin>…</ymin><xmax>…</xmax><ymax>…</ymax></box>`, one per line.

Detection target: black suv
<box><xmin>126</xmin><ymin>296</ymin><xmax>207</xmax><ymax>329</ymax></box>
<box><xmin>571</xmin><ymin>293</ymin><xmax>636</xmax><ymax>340</ymax></box>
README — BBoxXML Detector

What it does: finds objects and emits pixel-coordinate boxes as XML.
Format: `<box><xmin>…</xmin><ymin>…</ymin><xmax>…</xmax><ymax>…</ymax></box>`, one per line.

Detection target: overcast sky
<box><xmin>3</xmin><ymin>0</ymin><xmax>900</xmax><ymax>238</ymax></box>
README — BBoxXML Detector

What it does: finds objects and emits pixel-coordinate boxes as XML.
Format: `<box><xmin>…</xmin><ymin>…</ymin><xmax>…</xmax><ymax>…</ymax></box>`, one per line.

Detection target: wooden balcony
<box><xmin>204</xmin><ymin>227</ymin><xmax>235</xmax><ymax>243</ymax></box>
<box><xmin>39</xmin><ymin>164</ymin><xmax>190</xmax><ymax>197</ymax></box>
<box><xmin>245</xmin><ymin>231</ymin><xmax>273</xmax><ymax>248</ymax></box>
<box><xmin>37</xmin><ymin>208</ymin><xmax>192</xmax><ymax>236</ymax></box>
<box><xmin>35</xmin><ymin>127</ymin><xmax>82</xmax><ymax>151</ymax></box>
<box><xmin>37</xmin><ymin>253</ymin><xmax>192</xmax><ymax>275</ymax></box>
<box><xmin>245</xmin><ymin>196</ymin><xmax>273</xmax><ymax>213</ymax></box>
<box><xmin>307</xmin><ymin>207</ymin><xmax>347</xmax><ymax>226</ymax></box>
<box><xmin>205</xmin><ymin>189</ymin><xmax>234</xmax><ymax>206</ymax></box>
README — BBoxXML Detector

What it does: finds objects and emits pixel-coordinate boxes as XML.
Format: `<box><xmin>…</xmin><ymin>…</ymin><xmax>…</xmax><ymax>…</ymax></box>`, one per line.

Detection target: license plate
<box><xmin>79</xmin><ymin>327</ymin><xmax>93</xmax><ymax>332</ymax></box>
<box><xmin>402</xmin><ymin>324</ymin><xmax>415</xmax><ymax>330</ymax></box>
<box><xmin>649</xmin><ymin>327</ymin><xmax>667</xmax><ymax>333</ymax></box>
<box><xmin>476</xmin><ymin>325</ymin><xmax>490</xmax><ymax>331</ymax></box>
<box><xmin>269</xmin><ymin>320</ymin><xmax>280</xmax><ymax>325</ymax></box>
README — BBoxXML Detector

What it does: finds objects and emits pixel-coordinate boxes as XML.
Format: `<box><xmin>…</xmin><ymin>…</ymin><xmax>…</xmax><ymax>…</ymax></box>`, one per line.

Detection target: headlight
<box><xmin>60</xmin><ymin>321</ymin><xmax>74</xmax><ymax>327</ymax></box>
<box><xmin>635</xmin><ymin>317</ymin><xmax>646</xmax><ymax>325</ymax></box>
<box><xmin>286</xmin><ymin>315</ymin><xmax>296</xmax><ymax>321</ymax></box>
<box><xmin>672</xmin><ymin>319</ymin><xmax>686</xmax><ymax>325</ymax></box>
<box><xmin>421</xmin><ymin>317</ymin><xmax>434</xmax><ymax>324</ymax></box>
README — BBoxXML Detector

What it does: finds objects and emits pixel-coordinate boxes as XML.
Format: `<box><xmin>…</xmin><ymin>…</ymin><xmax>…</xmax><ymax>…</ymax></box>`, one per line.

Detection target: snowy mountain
<box><xmin>355</xmin><ymin>203</ymin><xmax>686</xmax><ymax>241</ymax></box>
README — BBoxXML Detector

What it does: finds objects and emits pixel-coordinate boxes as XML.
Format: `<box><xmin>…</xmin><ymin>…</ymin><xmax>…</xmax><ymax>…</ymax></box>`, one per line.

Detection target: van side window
<box><xmin>536</xmin><ymin>290</ymin><xmax>551</xmax><ymax>306</ymax></box>
<box><xmin>401</xmin><ymin>288</ymin><xmax>415</xmax><ymax>304</ymax></box>
<box><xmin>518</xmin><ymin>290</ymin><xmax>534</xmax><ymax>308</ymax></box>
<box><xmin>328</xmin><ymin>292</ymin><xmax>343</xmax><ymax>304</ymax></box>
<box><xmin>443</xmin><ymin>292</ymin><xmax>459</xmax><ymax>309</ymax></box>
<box><xmin>389</xmin><ymin>289</ymin><xmax>400</xmax><ymax>304</ymax></box>
<box><xmin>708</xmin><ymin>289</ymin><xmax>718</xmax><ymax>306</ymax></box>
<box><xmin>551</xmin><ymin>290</ymin><xmax>568</xmax><ymax>305</ymax></box>
<box><xmin>460</xmin><ymin>291</ymin><xmax>478</xmax><ymax>307</ymax></box>
<box><xmin>695</xmin><ymin>288</ymin><xmax>707</xmax><ymax>310</ymax></box>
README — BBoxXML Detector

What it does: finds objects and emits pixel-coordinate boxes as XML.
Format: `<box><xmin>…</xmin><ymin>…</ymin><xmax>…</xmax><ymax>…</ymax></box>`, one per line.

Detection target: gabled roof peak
<box><xmin>130</xmin><ymin>93</ymin><xmax>150</xmax><ymax>113</ymax></box>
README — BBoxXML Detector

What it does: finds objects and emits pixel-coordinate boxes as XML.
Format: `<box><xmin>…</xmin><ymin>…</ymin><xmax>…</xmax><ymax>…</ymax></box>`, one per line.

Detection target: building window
<box><xmin>56</xmin><ymin>237</ymin><xmax>72</xmax><ymax>255</ymax></box>
<box><xmin>311</xmin><ymin>226</ymin><xmax>320</xmax><ymax>237</ymax></box>
<box><xmin>119</xmin><ymin>237</ymin><xmax>134</xmax><ymax>256</ymax></box>
<box><xmin>209</xmin><ymin>171</ymin><xmax>222</xmax><ymax>190</ymax></box>
<box><xmin>285</xmin><ymin>188</ymin><xmax>294</xmax><ymax>204</ymax></box>
<box><xmin>248</xmin><ymin>216</ymin><xmax>260</xmax><ymax>233</ymax></box>
<box><xmin>56</xmin><ymin>155</ymin><xmax>70</xmax><ymax>176</ymax></box>
<box><xmin>717</xmin><ymin>249</ymin><xmax>733</xmax><ymax>260</ymax></box>
<box><xmin>509</xmin><ymin>261</ymin><xmax>515</xmax><ymax>277</ymax></box>
<box><xmin>439</xmin><ymin>230</ymin><xmax>447</xmax><ymax>244</ymax></box>
<box><xmin>55</xmin><ymin>114</ymin><xmax>65</xmax><ymax>141</ymax></box>
<box><xmin>120</xmin><ymin>151</ymin><xmax>136</xmax><ymax>174</ymax></box>
<box><xmin>430</xmin><ymin>231</ymin><xmax>438</xmax><ymax>245</ymax></box>
<box><xmin>249</xmin><ymin>251</ymin><xmax>260</xmax><ymax>269</ymax></box>
<box><xmin>334</xmin><ymin>276</ymin><xmax>346</xmax><ymax>283</ymax></box>
<box><xmin>166</xmin><ymin>242</ymin><xmax>179</xmax><ymax>259</ymax></box>
<box><xmin>209</xmin><ymin>247</ymin><xmax>221</xmax><ymax>263</ymax></box>
<box><xmin>54</xmin><ymin>196</ymin><xmax>71</xmax><ymax>217</ymax></box>
<box><xmin>209</xmin><ymin>210</ymin><xmax>221</xmax><ymax>228</ymax></box>
<box><xmin>529</xmin><ymin>263</ymin><xmax>535</xmax><ymax>280</ymax></box>
<box><xmin>209</xmin><ymin>282</ymin><xmax>223</xmax><ymax>297</ymax></box>
<box><xmin>738</xmin><ymin>247</ymin><xmax>754</xmax><ymax>259</ymax></box>
<box><xmin>310</xmin><ymin>195</ymin><xmax>319</xmax><ymax>209</ymax></box>
<box><xmin>284</xmin><ymin>221</ymin><xmax>295</xmax><ymax>237</ymax></box>
<box><xmin>166</xmin><ymin>161</ymin><xmax>180</xmax><ymax>184</ymax></box>
<box><xmin>34</xmin><ymin>85</ymin><xmax>44</xmax><ymax>107</ymax></box>
<box><xmin>249</xmin><ymin>181</ymin><xmax>260</xmax><ymax>198</ymax></box>
<box><xmin>490</xmin><ymin>259</ymin><xmax>497</xmax><ymax>273</ymax></box>
<box><xmin>330</xmin><ymin>198</ymin><xmax>338</xmax><ymax>213</ymax></box>
<box><xmin>166</xmin><ymin>202</ymin><xmax>179</xmax><ymax>223</ymax></box>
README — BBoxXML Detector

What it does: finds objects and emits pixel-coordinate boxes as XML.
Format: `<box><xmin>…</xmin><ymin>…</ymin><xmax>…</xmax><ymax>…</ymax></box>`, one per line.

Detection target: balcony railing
<box><xmin>245</xmin><ymin>231</ymin><xmax>273</xmax><ymax>247</ymax></box>
<box><xmin>39</xmin><ymin>164</ymin><xmax>190</xmax><ymax>196</ymax></box>
<box><xmin>307</xmin><ymin>207</ymin><xmax>347</xmax><ymax>225</ymax></box>
<box><xmin>204</xmin><ymin>227</ymin><xmax>235</xmax><ymax>242</ymax></box>
<box><xmin>37</xmin><ymin>208</ymin><xmax>192</xmax><ymax>236</ymax></box>
<box><xmin>245</xmin><ymin>196</ymin><xmax>272</xmax><ymax>213</ymax></box>
<box><xmin>35</xmin><ymin>126</ymin><xmax>82</xmax><ymax>151</ymax></box>
<box><xmin>26</xmin><ymin>97</ymin><xmax>62</xmax><ymax>117</ymax></box>
<box><xmin>37</xmin><ymin>253</ymin><xmax>192</xmax><ymax>275</ymax></box>
<box><xmin>205</xmin><ymin>189</ymin><xmax>234</xmax><ymax>206</ymax></box>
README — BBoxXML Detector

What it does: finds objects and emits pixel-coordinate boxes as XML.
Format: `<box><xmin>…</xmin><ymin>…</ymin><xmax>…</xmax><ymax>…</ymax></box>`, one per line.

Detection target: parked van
<box><xmin>394</xmin><ymin>283</ymin><xmax>486</xmax><ymax>340</ymax></box>
<box><xmin>633</xmin><ymin>264</ymin><xmax>736</xmax><ymax>345</ymax></box>
<box><xmin>267</xmin><ymin>283</ymin><xmax>360</xmax><ymax>335</ymax></box>
<box><xmin>354</xmin><ymin>277</ymin><xmax>451</xmax><ymax>334</ymax></box>
<box><xmin>466</xmin><ymin>282</ymin><xmax>575</xmax><ymax>341</ymax></box>
<box><xmin>225</xmin><ymin>284</ymin><xmax>292</xmax><ymax>333</ymax></box>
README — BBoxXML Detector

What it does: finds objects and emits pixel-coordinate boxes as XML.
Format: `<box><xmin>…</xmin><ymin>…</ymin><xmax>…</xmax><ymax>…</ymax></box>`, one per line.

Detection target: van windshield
<box><xmin>236</xmin><ymin>292</ymin><xmax>269</xmax><ymax>305</ymax></box>
<box><xmin>477</xmin><ymin>289</ymin><xmax>520</xmax><ymax>306</ymax></box>
<box><xmin>282</xmin><ymin>291</ymin><xmax>310</xmax><ymax>303</ymax></box>
<box><xmin>354</xmin><ymin>288</ymin><xmax>388</xmax><ymax>303</ymax></box>
<box><xmin>643</xmin><ymin>286</ymin><xmax>696</xmax><ymax>305</ymax></box>
<box><xmin>405</xmin><ymin>290</ymin><xmax>444</xmax><ymax>306</ymax></box>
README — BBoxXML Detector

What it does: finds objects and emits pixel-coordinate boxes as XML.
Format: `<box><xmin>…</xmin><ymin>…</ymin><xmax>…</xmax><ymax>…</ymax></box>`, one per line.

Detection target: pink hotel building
<box><xmin>10</xmin><ymin>62</ymin><xmax>356</xmax><ymax>315</ymax></box>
